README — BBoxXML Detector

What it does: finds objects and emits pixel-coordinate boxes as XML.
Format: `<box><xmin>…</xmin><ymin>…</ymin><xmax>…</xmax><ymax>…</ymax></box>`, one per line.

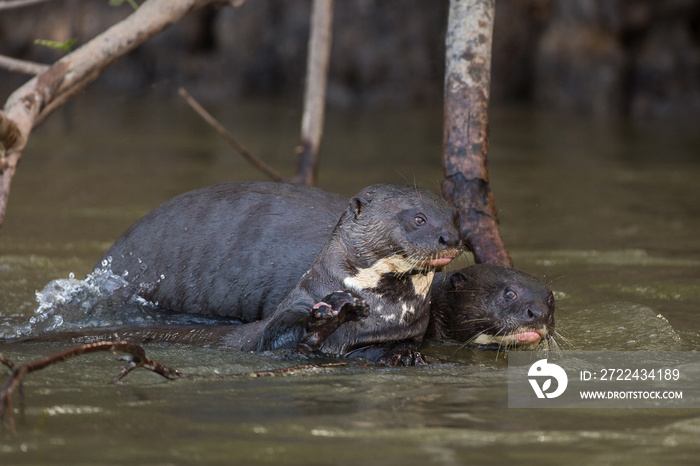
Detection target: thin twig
<box><xmin>192</xmin><ymin>361</ymin><xmax>360</xmax><ymax>380</ymax></box>
<box><xmin>0</xmin><ymin>341</ymin><xmax>363</xmax><ymax>433</ymax></box>
<box><xmin>0</xmin><ymin>55</ymin><xmax>50</xmax><ymax>75</ymax></box>
<box><xmin>178</xmin><ymin>87</ymin><xmax>285</xmax><ymax>182</ymax></box>
<box><xmin>0</xmin><ymin>0</ymin><xmax>51</xmax><ymax>11</ymax></box>
<box><xmin>0</xmin><ymin>354</ymin><xmax>15</xmax><ymax>370</ymax></box>
<box><xmin>295</xmin><ymin>0</ymin><xmax>334</xmax><ymax>186</ymax></box>
<box><xmin>0</xmin><ymin>341</ymin><xmax>182</xmax><ymax>433</ymax></box>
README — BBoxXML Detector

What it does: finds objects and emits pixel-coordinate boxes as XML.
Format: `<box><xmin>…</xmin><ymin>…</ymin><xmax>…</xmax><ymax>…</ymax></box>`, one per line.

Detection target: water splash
<box><xmin>27</xmin><ymin>263</ymin><xmax>156</xmax><ymax>335</ymax></box>
<box><xmin>2</xmin><ymin>257</ymin><xmax>233</xmax><ymax>340</ymax></box>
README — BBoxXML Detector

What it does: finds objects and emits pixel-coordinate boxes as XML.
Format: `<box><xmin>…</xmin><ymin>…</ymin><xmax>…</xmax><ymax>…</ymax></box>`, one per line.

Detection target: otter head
<box><xmin>430</xmin><ymin>264</ymin><xmax>556</xmax><ymax>349</ymax></box>
<box><xmin>337</xmin><ymin>184</ymin><xmax>462</xmax><ymax>297</ymax></box>
<box><xmin>342</xmin><ymin>184</ymin><xmax>462</xmax><ymax>270</ymax></box>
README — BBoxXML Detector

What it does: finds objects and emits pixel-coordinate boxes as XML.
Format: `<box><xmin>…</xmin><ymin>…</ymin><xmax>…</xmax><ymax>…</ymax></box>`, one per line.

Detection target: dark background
<box><xmin>2</xmin><ymin>0</ymin><xmax>699</xmax><ymax>118</ymax></box>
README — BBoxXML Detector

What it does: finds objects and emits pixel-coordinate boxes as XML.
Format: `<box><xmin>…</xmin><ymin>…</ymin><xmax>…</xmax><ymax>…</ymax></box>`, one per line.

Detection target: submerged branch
<box><xmin>0</xmin><ymin>341</ymin><xmax>182</xmax><ymax>433</ymax></box>
<box><xmin>0</xmin><ymin>338</ymin><xmax>360</xmax><ymax>433</ymax></box>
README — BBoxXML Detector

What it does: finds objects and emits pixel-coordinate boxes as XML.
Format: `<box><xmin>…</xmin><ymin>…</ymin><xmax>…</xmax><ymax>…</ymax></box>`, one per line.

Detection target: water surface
<box><xmin>1</xmin><ymin>92</ymin><xmax>699</xmax><ymax>464</ymax></box>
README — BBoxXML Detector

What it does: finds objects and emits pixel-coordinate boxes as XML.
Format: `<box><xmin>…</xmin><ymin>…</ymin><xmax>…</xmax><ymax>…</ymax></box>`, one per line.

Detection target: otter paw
<box><xmin>380</xmin><ymin>348</ymin><xmax>428</xmax><ymax>367</ymax></box>
<box><xmin>298</xmin><ymin>291</ymin><xmax>368</xmax><ymax>354</ymax></box>
<box><xmin>310</xmin><ymin>302</ymin><xmax>337</xmax><ymax>322</ymax></box>
<box><xmin>317</xmin><ymin>290</ymin><xmax>369</xmax><ymax>324</ymax></box>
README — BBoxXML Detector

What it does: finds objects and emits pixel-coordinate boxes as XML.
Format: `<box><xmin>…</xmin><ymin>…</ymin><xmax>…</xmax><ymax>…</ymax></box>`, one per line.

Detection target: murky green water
<box><xmin>1</xmin><ymin>91</ymin><xmax>699</xmax><ymax>464</ymax></box>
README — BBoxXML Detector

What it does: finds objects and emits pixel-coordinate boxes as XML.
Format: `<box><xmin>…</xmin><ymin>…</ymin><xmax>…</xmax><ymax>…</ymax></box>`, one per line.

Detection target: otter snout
<box><xmin>521</xmin><ymin>303</ymin><xmax>553</xmax><ymax>322</ymax></box>
<box><xmin>521</xmin><ymin>301</ymin><xmax>555</xmax><ymax>331</ymax></box>
<box><xmin>437</xmin><ymin>230</ymin><xmax>461</xmax><ymax>250</ymax></box>
<box><xmin>524</xmin><ymin>304</ymin><xmax>547</xmax><ymax>321</ymax></box>
<box><xmin>430</xmin><ymin>230</ymin><xmax>462</xmax><ymax>268</ymax></box>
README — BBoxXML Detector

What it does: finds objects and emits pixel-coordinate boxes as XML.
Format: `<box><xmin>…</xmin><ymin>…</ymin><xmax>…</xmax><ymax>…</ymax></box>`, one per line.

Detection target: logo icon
<box><xmin>528</xmin><ymin>359</ymin><xmax>568</xmax><ymax>399</ymax></box>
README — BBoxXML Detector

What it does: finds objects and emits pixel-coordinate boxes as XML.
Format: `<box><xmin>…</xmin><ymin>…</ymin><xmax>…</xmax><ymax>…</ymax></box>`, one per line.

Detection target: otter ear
<box><xmin>349</xmin><ymin>196</ymin><xmax>370</xmax><ymax>218</ymax></box>
<box><xmin>449</xmin><ymin>271</ymin><xmax>469</xmax><ymax>290</ymax></box>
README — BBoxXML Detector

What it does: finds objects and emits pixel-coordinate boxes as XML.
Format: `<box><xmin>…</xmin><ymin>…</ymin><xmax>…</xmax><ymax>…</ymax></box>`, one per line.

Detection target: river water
<box><xmin>1</xmin><ymin>92</ymin><xmax>699</xmax><ymax>464</ymax></box>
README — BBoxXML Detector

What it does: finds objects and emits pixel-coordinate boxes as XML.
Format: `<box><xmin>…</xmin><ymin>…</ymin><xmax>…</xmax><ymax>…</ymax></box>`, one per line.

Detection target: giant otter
<box><xmin>100</xmin><ymin>182</ymin><xmax>554</xmax><ymax>356</ymax></box>
<box><xmin>426</xmin><ymin>264</ymin><xmax>555</xmax><ymax>349</ymax></box>
<box><xmin>102</xmin><ymin>183</ymin><xmax>461</xmax><ymax>363</ymax></box>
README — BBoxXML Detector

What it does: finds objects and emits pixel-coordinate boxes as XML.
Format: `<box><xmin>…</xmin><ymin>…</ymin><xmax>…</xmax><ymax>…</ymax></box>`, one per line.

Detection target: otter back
<box><xmin>100</xmin><ymin>182</ymin><xmax>462</xmax><ymax>359</ymax></box>
<box><xmin>100</xmin><ymin>182</ymin><xmax>345</xmax><ymax>322</ymax></box>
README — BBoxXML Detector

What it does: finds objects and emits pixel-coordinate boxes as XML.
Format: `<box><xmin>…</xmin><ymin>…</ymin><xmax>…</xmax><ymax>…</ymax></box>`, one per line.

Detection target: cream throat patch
<box><xmin>342</xmin><ymin>255</ymin><xmax>435</xmax><ymax>298</ymax></box>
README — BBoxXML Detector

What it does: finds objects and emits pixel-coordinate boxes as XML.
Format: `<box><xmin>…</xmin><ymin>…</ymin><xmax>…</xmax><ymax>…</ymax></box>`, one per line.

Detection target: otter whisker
<box><xmin>451</xmin><ymin>326</ymin><xmax>499</xmax><ymax>355</ymax></box>
<box><xmin>552</xmin><ymin>330</ymin><xmax>576</xmax><ymax>349</ymax></box>
<box><xmin>457</xmin><ymin>317</ymin><xmax>494</xmax><ymax>324</ymax></box>
<box><xmin>491</xmin><ymin>327</ymin><xmax>513</xmax><ymax>357</ymax></box>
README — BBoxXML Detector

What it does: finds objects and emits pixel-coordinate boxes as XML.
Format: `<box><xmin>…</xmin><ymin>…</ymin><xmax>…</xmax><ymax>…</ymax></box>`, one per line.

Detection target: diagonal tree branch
<box><xmin>179</xmin><ymin>87</ymin><xmax>285</xmax><ymax>182</ymax></box>
<box><xmin>0</xmin><ymin>0</ymin><xmax>217</xmax><ymax>230</ymax></box>
<box><xmin>0</xmin><ymin>0</ymin><xmax>51</xmax><ymax>11</ymax></box>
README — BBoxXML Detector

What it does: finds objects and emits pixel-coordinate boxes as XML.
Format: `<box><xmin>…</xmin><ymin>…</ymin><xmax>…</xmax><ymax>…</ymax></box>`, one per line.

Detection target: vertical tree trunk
<box><xmin>295</xmin><ymin>0</ymin><xmax>334</xmax><ymax>186</ymax></box>
<box><xmin>442</xmin><ymin>0</ymin><xmax>513</xmax><ymax>267</ymax></box>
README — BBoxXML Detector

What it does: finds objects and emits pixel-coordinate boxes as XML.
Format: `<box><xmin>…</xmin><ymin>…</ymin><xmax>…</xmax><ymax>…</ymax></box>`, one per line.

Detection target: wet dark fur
<box><xmin>101</xmin><ymin>182</ymin><xmax>461</xmax><ymax>362</ymax></box>
<box><xmin>100</xmin><ymin>182</ymin><xmax>555</xmax><ymax>356</ymax></box>
<box><xmin>99</xmin><ymin>182</ymin><xmax>346</xmax><ymax>321</ymax></box>
<box><xmin>426</xmin><ymin>265</ymin><xmax>555</xmax><ymax>349</ymax></box>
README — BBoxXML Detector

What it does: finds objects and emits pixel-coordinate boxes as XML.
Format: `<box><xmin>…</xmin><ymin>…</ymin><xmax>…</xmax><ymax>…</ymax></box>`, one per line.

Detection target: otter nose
<box><xmin>437</xmin><ymin>231</ymin><xmax>461</xmax><ymax>249</ymax></box>
<box><xmin>524</xmin><ymin>304</ymin><xmax>550</xmax><ymax>323</ymax></box>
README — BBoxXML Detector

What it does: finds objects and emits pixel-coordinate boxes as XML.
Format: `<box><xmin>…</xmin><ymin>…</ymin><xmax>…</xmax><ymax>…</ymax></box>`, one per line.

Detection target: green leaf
<box><xmin>33</xmin><ymin>38</ymin><xmax>77</xmax><ymax>52</ymax></box>
<box><xmin>109</xmin><ymin>0</ymin><xmax>140</xmax><ymax>10</ymax></box>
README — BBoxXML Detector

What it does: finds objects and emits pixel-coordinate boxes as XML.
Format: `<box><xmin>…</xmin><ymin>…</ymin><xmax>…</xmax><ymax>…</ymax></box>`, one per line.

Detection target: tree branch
<box><xmin>0</xmin><ymin>341</ymin><xmax>182</xmax><ymax>433</ymax></box>
<box><xmin>441</xmin><ymin>0</ymin><xmax>512</xmax><ymax>267</ymax></box>
<box><xmin>295</xmin><ymin>0</ymin><xmax>334</xmax><ymax>186</ymax></box>
<box><xmin>0</xmin><ymin>0</ymin><xmax>216</xmax><ymax>231</ymax></box>
<box><xmin>0</xmin><ymin>54</ymin><xmax>50</xmax><ymax>75</ymax></box>
<box><xmin>0</xmin><ymin>0</ymin><xmax>51</xmax><ymax>11</ymax></box>
<box><xmin>178</xmin><ymin>87</ymin><xmax>285</xmax><ymax>182</ymax></box>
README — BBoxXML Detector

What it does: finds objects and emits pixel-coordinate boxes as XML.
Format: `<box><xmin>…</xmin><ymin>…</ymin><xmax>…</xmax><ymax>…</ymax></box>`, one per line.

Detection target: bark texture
<box><xmin>296</xmin><ymin>0</ymin><xmax>334</xmax><ymax>186</ymax></box>
<box><xmin>441</xmin><ymin>0</ymin><xmax>512</xmax><ymax>267</ymax></box>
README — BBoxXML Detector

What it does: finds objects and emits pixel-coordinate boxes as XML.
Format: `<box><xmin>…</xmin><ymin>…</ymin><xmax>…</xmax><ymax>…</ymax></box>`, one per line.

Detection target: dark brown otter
<box><xmin>99</xmin><ymin>182</ymin><xmax>350</xmax><ymax>322</ymax></box>
<box><xmin>99</xmin><ymin>182</ymin><xmax>554</xmax><ymax>357</ymax></box>
<box><xmin>98</xmin><ymin>183</ymin><xmax>461</xmax><ymax>363</ymax></box>
<box><xmin>427</xmin><ymin>265</ymin><xmax>555</xmax><ymax>349</ymax></box>
<box><xmin>239</xmin><ymin>184</ymin><xmax>461</xmax><ymax>361</ymax></box>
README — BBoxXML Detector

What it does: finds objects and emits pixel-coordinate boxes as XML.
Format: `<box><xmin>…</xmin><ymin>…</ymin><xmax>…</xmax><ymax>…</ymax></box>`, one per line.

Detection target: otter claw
<box><xmin>387</xmin><ymin>349</ymin><xmax>428</xmax><ymax>367</ymax></box>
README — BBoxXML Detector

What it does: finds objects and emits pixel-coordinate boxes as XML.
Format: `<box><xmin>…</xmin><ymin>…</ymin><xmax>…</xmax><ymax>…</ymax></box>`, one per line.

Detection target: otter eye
<box><xmin>547</xmin><ymin>293</ymin><xmax>555</xmax><ymax>308</ymax></box>
<box><xmin>504</xmin><ymin>289</ymin><xmax>517</xmax><ymax>300</ymax></box>
<box><xmin>414</xmin><ymin>215</ymin><xmax>426</xmax><ymax>226</ymax></box>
